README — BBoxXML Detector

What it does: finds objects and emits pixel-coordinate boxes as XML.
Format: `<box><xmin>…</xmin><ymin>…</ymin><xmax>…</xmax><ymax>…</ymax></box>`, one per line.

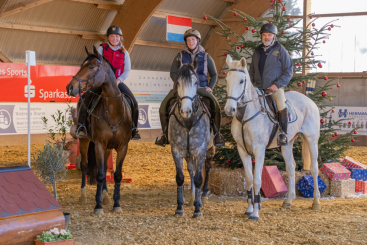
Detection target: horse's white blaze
<box><xmin>177</xmin><ymin>73</ymin><xmax>197</xmax><ymax>119</ymax></box>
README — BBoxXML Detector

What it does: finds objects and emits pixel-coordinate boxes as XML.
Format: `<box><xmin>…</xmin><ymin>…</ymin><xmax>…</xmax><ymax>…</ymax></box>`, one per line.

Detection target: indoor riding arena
<box><xmin>1</xmin><ymin>0</ymin><xmax>367</xmax><ymax>245</ymax></box>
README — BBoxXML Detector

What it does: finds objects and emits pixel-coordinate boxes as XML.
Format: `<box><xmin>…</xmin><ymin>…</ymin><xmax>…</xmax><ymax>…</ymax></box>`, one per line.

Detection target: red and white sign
<box><xmin>0</xmin><ymin>63</ymin><xmax>79</xmax><ymax>103</ymax></box>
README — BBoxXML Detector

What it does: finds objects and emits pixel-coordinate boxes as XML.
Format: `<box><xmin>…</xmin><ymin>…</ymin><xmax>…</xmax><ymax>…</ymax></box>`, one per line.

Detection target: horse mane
<box><xmin>174</xmin><ymin>64</ymin><xmax>198</xmax><ymax>89</ymax></box>
<box><xmin>81</xmin><ymin>53</ymin><xmax>116</xmax><ymax>81</ymax></box>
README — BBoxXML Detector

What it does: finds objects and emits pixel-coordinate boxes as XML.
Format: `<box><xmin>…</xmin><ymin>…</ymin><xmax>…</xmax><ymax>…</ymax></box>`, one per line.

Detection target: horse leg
<box><xmin>304</xmin><ymin>135</ymin><xmax>321</xmax><ymax>210</ymax></box>
<box><xmin>192</xmin><ymin>153</ymin><xmax>205</xmax><ymax>218</ymax></box>
<box><xmin>93</xmin><ymin>142</ymin><xmax>105</xmax><ymax>214</ymax></box>
<box><xmin>202</xmin><ymin>146</ymin><xmax>215</xmax><ymax>204</ymax></box>
<box><xmin>172</xmin><ymin>148</ymin><xmax>185</xmax><ymax>216</ymax></box>
<box><xmin>113</xmin><ymin>145</ymin><xmax>128</xmax><ymax>213</ymax></box>
<box><xmin>102</xmin><ymin>149</ymin><xmax>111</xmax><ymax>205</ymax></box>
<box><xmin>79</xmin><ymin>138</ymin><xmax>90</xmax><ymax>204</ymax></box>
<box><xmin>237</xmin><ymin>146</ymin><xmax>254</xmax><ymax>217</ymax></box>
<box><xmin>249</xmin><ymin>149</ymin><xmax>265</xmax><ymax>221</ymax></box>
<box><xmin>281</xmin><ymin>141</ymin><xmax>296</xmax><ymax>209</ymax></box>
<box><xmin>186</xmin><ymin>157</ymin><xmax>195</xmax><ymax>207</ymax></box>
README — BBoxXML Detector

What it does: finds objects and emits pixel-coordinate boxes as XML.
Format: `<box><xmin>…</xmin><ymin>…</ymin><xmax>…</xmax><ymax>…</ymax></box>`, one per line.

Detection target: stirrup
<box><xmin>155</xmin><ymin>134</ymin><xmax>167</xmax><ymax>147</ymax></box>
<box><xmin>76</xmin><ymin>125</ymin><xmax>87</xmax><ymax>138</ymax></box>
<box><xmin>131</xmin><ymin>129</ymin><xmax>141</xmax><ymax>140</ymax></box>
<box><xmin>214</xmin><ymin>133</ymin><xmax>225</xmax><ymax>147</ymax></box>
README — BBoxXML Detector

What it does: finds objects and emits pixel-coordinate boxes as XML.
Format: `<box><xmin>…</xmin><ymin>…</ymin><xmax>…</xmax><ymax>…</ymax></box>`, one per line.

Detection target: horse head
<box><xmin>176</xmin><ymin>58</ymin><xmax>199</xmax><ymax>119</ymax></box>
<box><xmin>66</xmin><ymin>46</ymin><xmax>105</xmax><ymax>97</ymax></box>
<box><xmin>224</xmin><ymin>55</ymin><xmax>250</xmax><ymax>117</ymax></box>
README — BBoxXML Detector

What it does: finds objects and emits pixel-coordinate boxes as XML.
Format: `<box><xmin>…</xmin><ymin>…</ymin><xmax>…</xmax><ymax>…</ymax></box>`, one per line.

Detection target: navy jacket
<box><xmin>249</xmin><ymin>42</ymin><xmax>293</xmax><ymax>89</ymax></box>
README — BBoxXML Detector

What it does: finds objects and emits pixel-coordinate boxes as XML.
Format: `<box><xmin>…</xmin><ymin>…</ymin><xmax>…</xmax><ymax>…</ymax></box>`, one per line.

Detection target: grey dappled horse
<box><xmin>169</xmin><ymin>58</ymin><xmax>214</xmax><ymax>218</ymax></box>
<box><xmin>224</xmin><ymin>55</ymin><xmax>320</xmax><ymax>221</ymax></box>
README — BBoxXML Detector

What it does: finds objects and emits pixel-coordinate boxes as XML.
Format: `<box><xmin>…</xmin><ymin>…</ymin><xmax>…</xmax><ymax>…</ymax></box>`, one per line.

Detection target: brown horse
<box><xmin>66</xmin><ymin>46</ymin><xmax>132</xmax><ymax>214</ymax></box>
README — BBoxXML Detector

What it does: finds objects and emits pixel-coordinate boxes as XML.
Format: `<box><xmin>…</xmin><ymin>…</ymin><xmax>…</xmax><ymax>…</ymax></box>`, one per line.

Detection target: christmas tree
<box><xmin>210</xmin><ymin>0</ymin><xmax>358</xmax><ymax>170</ymax></box>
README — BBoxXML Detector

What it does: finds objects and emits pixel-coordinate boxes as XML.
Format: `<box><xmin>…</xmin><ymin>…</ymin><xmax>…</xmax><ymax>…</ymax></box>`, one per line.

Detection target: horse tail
<box><xmin>301</xmin><ymin>137</ymin><xmax>311</xmax><ymax>171</ymax></box>
<box><xmin>87</xmin><ymin>141</ymin><xmax>98</xmax><ymax>185</ymax></box>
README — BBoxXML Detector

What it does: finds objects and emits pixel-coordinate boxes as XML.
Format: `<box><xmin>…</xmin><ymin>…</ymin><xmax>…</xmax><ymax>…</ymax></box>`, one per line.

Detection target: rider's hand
<box><xmin>268</xmin><ymin>84</ymin><xmax>278</xmax><ymax>93</ymax></box>
<box><xmin>116</xmin><ymin>78</ymin><xmax>121</xmax><ymax>84</ymax></box>
<box><xmin>205</xmin><ymin>86</ymin><xmax>212</xmax><ymax>93</ymax></box>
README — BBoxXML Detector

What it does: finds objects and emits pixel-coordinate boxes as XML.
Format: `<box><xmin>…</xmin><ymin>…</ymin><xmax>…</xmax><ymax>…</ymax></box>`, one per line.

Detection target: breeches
<box><xmin>273</xmin><ymin>88</ymin><xmax>286</xmax><ymax>110</ymax></box>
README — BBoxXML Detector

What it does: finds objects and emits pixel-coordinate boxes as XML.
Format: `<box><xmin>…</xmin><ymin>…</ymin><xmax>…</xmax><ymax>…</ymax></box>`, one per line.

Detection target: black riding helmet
<box><xmin>260</xmin><ymin>23</ymin><xmax>278</xmax><ymax>35</ymax></box>
<box><xmin>106</xmin><ymin>25</ymin><xmax>122</xmax><ymax>36</ymax></box>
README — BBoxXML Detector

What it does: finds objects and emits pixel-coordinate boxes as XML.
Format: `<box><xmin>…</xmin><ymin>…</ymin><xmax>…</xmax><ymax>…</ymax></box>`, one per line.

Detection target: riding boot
<box><xmin>211</xmin><ymin>119</ymin><xmax>225</xmax><ymax>147</ymax></box>
<box><xmin>76</xmin><ymin>108</ymin><xmax>88</xmax><ymax>138</ymax></box>
<box><xmin>155</xmin><ymin>114</ymin><xmax>169</xmax><ymax>147</ymax></box>
<box><xmin>278</xmin><ymin>108</ymin><xmax>288</xmax><ymax>146</ymax></box>
<box><xmin>131</xmin><ymin>106</ymin><xmax>141</xmax><ymax>140</ymax></box>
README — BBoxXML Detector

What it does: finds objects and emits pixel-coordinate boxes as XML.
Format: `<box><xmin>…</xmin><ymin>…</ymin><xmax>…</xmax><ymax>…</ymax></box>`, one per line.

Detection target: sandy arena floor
<box><xmin>1</xmin><ymin>143</ymin><xmax>367</xmax><ymax>244</ymax></box>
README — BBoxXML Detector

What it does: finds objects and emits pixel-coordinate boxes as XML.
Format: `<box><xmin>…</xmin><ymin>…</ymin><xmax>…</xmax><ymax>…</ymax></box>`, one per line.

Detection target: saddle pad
<box><xmin>285</xmin><ymin>100</ymin><xmax>297</xmax><ymax>123</ymax></box>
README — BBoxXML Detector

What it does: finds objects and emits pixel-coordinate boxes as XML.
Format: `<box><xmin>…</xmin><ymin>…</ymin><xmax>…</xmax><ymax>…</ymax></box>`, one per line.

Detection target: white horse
<box><xmin>224</xmin><ymin>55</ymin><xmax>320</xmax><ymax>221</ymax></box>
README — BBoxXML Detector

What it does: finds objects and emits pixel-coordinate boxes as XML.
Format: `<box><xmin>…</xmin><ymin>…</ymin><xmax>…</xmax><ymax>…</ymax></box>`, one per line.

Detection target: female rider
<box><xmin>76</xmin><ymin>25</ymin><xmax>141</xmax><ymax>140</ymax></box>
<box><xmin>155</xmin><ymin>29</ymin><xmax>224</xmax><ymax>147</ymax></box>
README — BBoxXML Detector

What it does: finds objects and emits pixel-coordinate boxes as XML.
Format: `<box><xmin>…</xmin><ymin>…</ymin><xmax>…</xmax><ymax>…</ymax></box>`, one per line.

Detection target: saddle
<box><xmin>260</xmin><ymin>90</ymin><xmax>297</xmax><ymax>123</ymax></box>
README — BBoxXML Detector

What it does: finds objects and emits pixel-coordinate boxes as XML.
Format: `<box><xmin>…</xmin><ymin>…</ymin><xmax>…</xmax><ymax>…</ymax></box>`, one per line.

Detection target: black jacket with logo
<box><xmin>249</xmin><ymin>42</ymin><xmax>293</xmax><ymax>89</ymax></box>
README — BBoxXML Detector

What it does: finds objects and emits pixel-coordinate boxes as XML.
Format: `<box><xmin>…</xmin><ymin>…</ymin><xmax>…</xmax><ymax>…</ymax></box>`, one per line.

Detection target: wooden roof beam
<box><xmin>0</xmin><ymin>51</ymin><xmax>12</xmax><ymax>63</ymax></box>
<box><xmin>134</xmin><ymin>40</ymin><xmax>183</xmax><ymax>50</ymax></box>
<box><xmin>1</xmin><ymin>0</ymin><xmax>53</xmax><ymax>18</ymax></box>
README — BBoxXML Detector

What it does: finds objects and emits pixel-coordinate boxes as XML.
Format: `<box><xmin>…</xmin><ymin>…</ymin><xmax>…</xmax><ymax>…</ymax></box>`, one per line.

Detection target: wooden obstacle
<box><xmin>0</xmin><ymin>165</ymin><xmax>65</xmax><ymax>245</ymax></box>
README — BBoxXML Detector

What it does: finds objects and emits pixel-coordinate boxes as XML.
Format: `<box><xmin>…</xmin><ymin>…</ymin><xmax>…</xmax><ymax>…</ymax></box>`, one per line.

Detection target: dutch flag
<box><xmin>166</xmin><ymin>15</ymin><xmax>192</xmax><ymax>43</ymax></box>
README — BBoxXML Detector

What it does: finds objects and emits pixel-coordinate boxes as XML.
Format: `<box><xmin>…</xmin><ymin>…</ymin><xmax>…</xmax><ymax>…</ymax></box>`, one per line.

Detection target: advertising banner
<box><xmin>323</xmin><ymin>106</ymin><xmax>367</xmax><ymax>135</ymax></box>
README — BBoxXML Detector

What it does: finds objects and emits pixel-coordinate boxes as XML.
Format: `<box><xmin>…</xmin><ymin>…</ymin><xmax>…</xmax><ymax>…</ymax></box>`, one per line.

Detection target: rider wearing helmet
<box><xmin>249</xmin><ymin>23</ymin><xmax>293</xmax><ymax>145</ymax></box>
<box><xmin>155</xmin><ymin>29</ymin><xmax>225</xmax><ymax>147</ymax></box>
<box><xmin>76</xmin><ymin>25</ymin><xmax>141</xmax><ymax>140</ymax></box>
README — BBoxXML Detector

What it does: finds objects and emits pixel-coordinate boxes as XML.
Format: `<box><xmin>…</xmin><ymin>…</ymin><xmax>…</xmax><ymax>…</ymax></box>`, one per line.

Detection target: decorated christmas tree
<box><xmin>210</xmin><ymin>0</ymin><xmax>358</xmax><ymax>170</ymax></box>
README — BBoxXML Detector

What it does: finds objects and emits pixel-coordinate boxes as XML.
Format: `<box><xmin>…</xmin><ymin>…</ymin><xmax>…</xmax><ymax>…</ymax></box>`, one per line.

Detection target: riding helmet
<box><xmin>184</xmin><ymin>29</ymin><xmax>201</xmax><ymax>41</ymax></box>
<box><xmin>260</xmin><ymin>23</ymin><xmax>278</xmax><ymax>35</ymax></box>
<box><xmin>106</xmin><ymin>25</ymin><xmax>122</xmax><ymax>36</ymax></box>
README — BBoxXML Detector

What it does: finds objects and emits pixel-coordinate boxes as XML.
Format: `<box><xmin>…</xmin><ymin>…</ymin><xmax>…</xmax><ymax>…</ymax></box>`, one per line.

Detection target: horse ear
<box><xmin>85</xmin><ymin>46</ymin><xmax>89</xmax><ymax>56</ymax></box>
<box><xmin>93</xmin><ymin>45</ymin><xmax>102</xmax><ymax>62</ymax></box>
<box><xmin>192</xmin><ymin>58</ymin><xmax>198</xmax><ymax>70</ymax></box>
<box><xmin>240</xmin><ymin>57</ymin><xmax>247</xmax><ymax>69</ymax></box>
<box><xmin>226</xmin><ymin>54</ymin><xmax>233</xmax><ymax>67</ymax></box>
<box><xmin>176</xmin><ymin>57</ymin><xmax>182</xmax><ymax>69</ymax></box>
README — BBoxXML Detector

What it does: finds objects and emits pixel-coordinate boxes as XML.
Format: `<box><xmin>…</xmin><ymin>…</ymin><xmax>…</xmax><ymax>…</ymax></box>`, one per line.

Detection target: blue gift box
<box><xmin>296</xmin><ymin>175</ymin><xmax>326</xmax><ymax>198</ymax></box>
<box><xmin>349</xmin><ymin>168</ymin><xmax>367</xmax><ymax>181</ymax></box>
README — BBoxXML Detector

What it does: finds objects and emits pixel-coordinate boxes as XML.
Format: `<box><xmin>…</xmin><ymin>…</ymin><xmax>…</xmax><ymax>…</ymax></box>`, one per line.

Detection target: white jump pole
<box><xmin>26</xmin><ymin>50</ymin><xmax>36</xmax><ymax>168</ymax></box>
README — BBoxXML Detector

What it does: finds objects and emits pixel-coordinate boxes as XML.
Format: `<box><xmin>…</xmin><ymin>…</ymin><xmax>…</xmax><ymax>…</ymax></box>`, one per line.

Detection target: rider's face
<box><xmin>108</xmin><ymin>34</ymin><xmax>121</xmax><ymax>47</ymax></box>
<box><xmin>262</xmin><ymin>32</ymin><xmax>275</xmax><ymax>46</ymax></box>
<box><xmin>186</xmin><ymin>36</ymin><xmax>198</xmax><ymax>50</ymax></box>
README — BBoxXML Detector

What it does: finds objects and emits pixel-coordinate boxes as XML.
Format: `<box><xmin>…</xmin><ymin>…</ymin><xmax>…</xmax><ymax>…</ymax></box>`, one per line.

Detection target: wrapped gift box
<box><xmin>296</xmin><ymin>175</ymin><xmax>326</xmax><ymax>198</ymax></box>
<box><xmin>342</xmin><ymin>156</ymin><xmax>367</xmax><ymax>169</ymax></box>
<box><xmin>261</xmin><ymin>166</ymin><xmax>288</xmax><ymax>198</ymax></box>
<box><xmin>330</xmin><ymin>179</ymin><xmax>355</xmax><ymax>197</ymax></box>
<box><xmin>349</xmin><ymin>169</ymin><xmax>367</xmax><ymax>181</ymax></box>
<box><xmin>355</xmin><ymin>181</ymin><xmax>367</xmax><ymax>194</ymax></box>
<box><xmin>320</xmin><ymin>163</ymin><xmax>351</xmax><ymax>181</ymax></box>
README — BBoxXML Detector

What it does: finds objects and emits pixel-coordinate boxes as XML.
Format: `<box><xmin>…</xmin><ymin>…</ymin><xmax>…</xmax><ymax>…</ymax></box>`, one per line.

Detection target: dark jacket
<box><xmin>170</xmin><ymin>46</ymin><xmax>218</xmax><ymax>89</ymax></box>
<box><xmin>249</xmin><ymin>42</ymin><xmax>293</xmax><ymax>89</ymax></box>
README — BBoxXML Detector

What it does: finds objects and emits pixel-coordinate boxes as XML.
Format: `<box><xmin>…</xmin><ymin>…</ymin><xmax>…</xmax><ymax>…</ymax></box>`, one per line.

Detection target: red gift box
<box><xmin>355</xmin><ymin>181</ymin><xmax>367</xmax><ymax>194</ymax></box>
<box><xmin>261</xmin><ymin>166</ymin><xmax>288</xmax><ymax>198</ymax></box>
<box><xmin>320</xmin><ymin>163</ymin><xmax>351</xmax><ymax>181</ymax></box>
<box><xmin>342</xmin><ymin>156</ymin><xmax>367</xmax><ymax>169</ymax></box>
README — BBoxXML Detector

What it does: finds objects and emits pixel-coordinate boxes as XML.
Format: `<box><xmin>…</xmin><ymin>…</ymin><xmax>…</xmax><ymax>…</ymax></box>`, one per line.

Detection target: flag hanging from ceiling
<box><xmin>166</xmin><ymin>15</ymin><xmax>192</xmax><ymax>43</ymax></box>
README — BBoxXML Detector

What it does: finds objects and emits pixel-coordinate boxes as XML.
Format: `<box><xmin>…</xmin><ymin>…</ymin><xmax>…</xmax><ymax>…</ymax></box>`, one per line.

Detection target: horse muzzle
<box><xmin>224</xmin><ymin>103</ymin><xmax>236</xmax><ymax>117</ymax></box>
<box><xmin>180</xmin><ymin>109</ymin><xmax>192</xmax><ymax>119</ymax></box>
<box><xmin>66</xmin><ymin>83</ymin><xmax>79</xmax><ymax>97</ymax></box>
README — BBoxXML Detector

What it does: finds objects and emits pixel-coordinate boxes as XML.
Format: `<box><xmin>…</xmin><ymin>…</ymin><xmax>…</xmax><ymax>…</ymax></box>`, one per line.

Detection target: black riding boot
<box><xmin>131</xmin><ymin>106</ymin><xmax>141</xmax><ymax>140</ymax></box>
<box><xmin>155</xmin><ymin>114</ymin><xmax>169</xmax><ymax>147</ymax></box>
<box><xmin>212</xmin><ymin>119</ymin><xmax>225</xmax><ymax>147</ymax></box>
<box><xmin>76</xmin><ymin>108</ymin><xmax>88</xmax><ymax>138</ymax></box>
<box><xmin>278</xmin><ymin>108</ymin><xmax>288</xmax><ymax>146</ymax></box>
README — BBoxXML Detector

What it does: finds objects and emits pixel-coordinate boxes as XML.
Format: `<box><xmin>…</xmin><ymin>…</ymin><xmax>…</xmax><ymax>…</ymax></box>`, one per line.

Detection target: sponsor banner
<box><xmin>125</xmin><ymin>70</ymin><xmax>172</xmax><ymax>103</ymax></box>
<box><xmin>323</xmin><ymin>106</ymin><xmax>367</xmax><ymax>135</ymax></box>
<box><xmin>0</xmin><ymin>103</ymin><xmax>76</xmax><ymax>135</ymax></box>
<box><xmin>0</xmin><ymin>63</ymin><xmax>79</xmax><ymax>103</ymax></box>
<box><xmin>137</xmin><ymin>103</ymin><xmax>161</xmax><ymax>129</ymax></box>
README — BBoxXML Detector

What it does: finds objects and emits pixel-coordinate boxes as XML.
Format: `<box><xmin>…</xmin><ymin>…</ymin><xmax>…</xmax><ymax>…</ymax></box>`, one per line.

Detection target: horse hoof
<box><xmin>248</xmin><ymin>216</ymin><xmax>258</xmax><ymax>221</ymax></box>
<box><xmin>312</xmin><ymin>203</ymin><xmax>320</xmax><ymax>210</ymax></box>
<box><xmin>94</xmin><ymin>209</ymin><xmax>104</xmax><ymax>215</ymax></box>
<box><xmin>175</xmin><ymin>210</ymin><xmax>184</xmax><ymax>216</ymax></box>
<box><xmin>244</xmin><ymin>212</ymin><xmax>252</xmax><ymax>218</ymax></box>
<box><xmin>201</xmin><ymin>196</ymin><xmax>208</xmax><ymax>204</ymax></box>
<box><xmin>113</xmin><ymin>207</ymin><xmax>122</xmax><ymax>213</ymax></box>
<box><xmin>188</xmin><ymin>200</ymin><xmax>194</xmax><ymax>207</ymax></box>
<box><xmin>192</xmin><ymin>212</ymin><xmax>203</xmax><ymax>218</ymax></box>
<box><xmin>281</xmin><ymin>202</ymin><xmax>292</xmax><ymax>209</ymax></box>
<box><xmin>79</xmin><ymin>196</ymin><xmax>87</xmax><ymax>204</ymax></box>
